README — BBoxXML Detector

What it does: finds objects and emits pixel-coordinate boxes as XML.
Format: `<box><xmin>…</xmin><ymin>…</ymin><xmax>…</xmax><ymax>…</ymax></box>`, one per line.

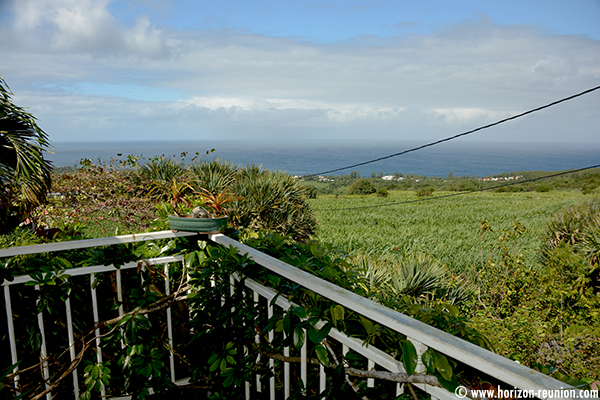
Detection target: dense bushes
<box><xmin>467</xmin><ymin>202</ymin><xmax>600</xmax><ymax>382</ymax></box>
<box><xmin>37</xmin><ymin>156</ymin><xmax>316</xmax><ymax>241</ymax></box>
<box><xmin>348</xmin><ymin>179</ymin><xmax>376</xmax><ymax>195</ymax></box>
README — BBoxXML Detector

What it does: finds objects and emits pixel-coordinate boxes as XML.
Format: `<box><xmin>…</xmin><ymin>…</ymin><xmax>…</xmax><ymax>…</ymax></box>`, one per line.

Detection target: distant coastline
<box><xmin>45</xmin><ymin>140</ymin><xmax>600</xmax><ymax>178</ymax></box>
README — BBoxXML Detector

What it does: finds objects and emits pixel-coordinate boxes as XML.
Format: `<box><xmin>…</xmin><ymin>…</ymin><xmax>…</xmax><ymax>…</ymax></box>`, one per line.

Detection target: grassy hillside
<box><xmin>309</xmin><ymin>189</ymin><xmax>588</xmax><ymax>273</ymax></box>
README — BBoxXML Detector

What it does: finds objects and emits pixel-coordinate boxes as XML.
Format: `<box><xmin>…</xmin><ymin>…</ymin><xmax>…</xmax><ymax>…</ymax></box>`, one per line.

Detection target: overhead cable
<box><xmin>306</xmin><ymin>85</ymin><xmax>600</xmax><ymax>177</ymax></box>
<box><xmin>315</xmin><ymin>164</ymin><xmax>600</xmax><ymax>212</ymax></box>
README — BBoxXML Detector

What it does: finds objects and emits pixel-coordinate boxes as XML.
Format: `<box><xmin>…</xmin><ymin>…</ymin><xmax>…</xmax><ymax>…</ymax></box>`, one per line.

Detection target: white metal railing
<box><xmin>1</xmin><ymin>230</ymin><xmax>197</xmax><ymax>399</ymax></box>
<box><xmin>208</xmin><ymin>234</ymin><xmax>585</xmax><ymax>400</ymax></box>
<box><xmin>1</xmin><ymin>231</ymin><xmax>588</xmax><ymax>399</ymax></box>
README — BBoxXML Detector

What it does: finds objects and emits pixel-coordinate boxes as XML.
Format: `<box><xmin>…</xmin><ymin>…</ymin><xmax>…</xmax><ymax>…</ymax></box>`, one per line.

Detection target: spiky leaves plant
<box><xmin>0</xmin><ymin>74</ymin><xmax>52</xmax><ymax>232</ymax></box>
<box><xmin>189</xmin><ymin>159</ymin><xmax>238</xmax><ymax>194</ymax></box>
<box><xmin>231</xmin><ymin>166</ymin><xmax>317</xmax><ymax>242</ymax></box>
<box><xmin>353</xmin><ymin>253</ymin><xmax>469</xmax><ymax>305</ymax></box>
<box><xmin>194</xmin><ymin>187</ymin><xmax>242</xmax><ymax>218</ymax></box>
<box><xmin>139</xmin><ymin>157</ymin><xmax>188</xmax><ymax>188</ymax></box>
<box><xmin>146</xmin><ymin>178</ymin><xmax>193</xmax><ymax>217</ymax></box>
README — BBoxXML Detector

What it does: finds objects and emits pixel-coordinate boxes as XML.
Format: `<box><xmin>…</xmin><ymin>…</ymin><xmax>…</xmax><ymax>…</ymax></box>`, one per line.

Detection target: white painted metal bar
<box><xmin>0</xmin><ymin>230</ymin><xmax>198</xmax><ymax>258</ymax></box>
<box><xmin>301</xmin><ymin>328</ymin><xmax>307</xmax><ymax>389</ymax></box>
<box><xmin>210</xmin><ymin>234</ymin><xmax>573</xmax><ymax>397</ymax></box>
<box><xmin>35</xmin><ymin>285</ymin><xmax>52</xmax><ymax>400</ymax></box>
<box><xmin>2</xmin><ymin>256</ymin><xmax>183</xmax><ymax>287</ymax></box>
<box><xmin>253</xmin><ymin>291</ymin><xmax>262</xmax><ymax>394</ymax></box>
<box><xmin>164</xmin><ymin>263</ymin><xmax>176</xmax><ymax>383</ymax></box>
<box><xmin>4</xmin><ymin>285</ymin><xmax>20</xmax><ymax>391</ymax></box>
<box><xmin>116</xmin><ymin>269</ymin><xmax>124</xmax><ymax>349</ymax></box>
<box><xmin>367</xmin><ymin>359</ymin><xmax>375</xmax><ymax>388</ymax></box>
<box><xmin>319</xmin><ymin>364</ymin><xmax>326</xmax><ymax>396</ymax></box>
<box><xmin>284</xmin><ymin>332</ymin><xmax>290</xmax><ymax>399</ymax></box>
<box><xmin>65</xmin><ymin>297</ymin><xmax>79</xmax><ymax>399</ymax></box>
<box><xmin>267</xmin><ymin>297</ymin><xmax>275</xmax><ymax>400</ymax></box>
<box><xmin>90</xmin><ymin>274</ymin><xmax>106</xmax><ymax>397</ymax></box>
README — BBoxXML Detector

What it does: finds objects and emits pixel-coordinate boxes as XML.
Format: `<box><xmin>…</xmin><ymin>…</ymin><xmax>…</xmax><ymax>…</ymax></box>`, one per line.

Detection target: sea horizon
<box><xmin>44</xmin><ymin>139</ymin><xmax>600</xmax><ymax>178</ymax></box>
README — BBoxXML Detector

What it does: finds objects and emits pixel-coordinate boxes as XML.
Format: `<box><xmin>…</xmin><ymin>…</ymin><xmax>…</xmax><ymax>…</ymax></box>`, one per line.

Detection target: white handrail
<box><xmin>0</xmin><ymin>230</ymin><xmax>197</xmax><ymax>258</ymax></box>
<box><xmin>208</xmin><ymin>233</ymin><xmax>574</xmax><ymax>396</ymax></box>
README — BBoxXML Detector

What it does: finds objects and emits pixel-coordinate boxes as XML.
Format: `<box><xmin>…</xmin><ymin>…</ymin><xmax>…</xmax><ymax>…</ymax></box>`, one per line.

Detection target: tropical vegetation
<box><xmin>0</xmin><ymin>76</ymin><xmax>598</xmax><ymax>397</ymax></box>
<box><xmin>0</xmin><ymin>74</ymin><xmax>53</xmax><ymax>233</ymax></box>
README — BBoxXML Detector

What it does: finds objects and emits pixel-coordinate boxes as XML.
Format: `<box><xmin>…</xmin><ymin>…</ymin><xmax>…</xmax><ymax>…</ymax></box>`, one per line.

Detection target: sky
<box><xmin>0</xmin><ymin>0</ymin><xmax>599</xmax><ymax>144</ymax></box>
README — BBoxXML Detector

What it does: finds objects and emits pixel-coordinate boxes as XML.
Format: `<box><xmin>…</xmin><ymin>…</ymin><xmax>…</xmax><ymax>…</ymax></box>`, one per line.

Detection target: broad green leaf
<box><xmin>402</xmin><ymin>341</ymin><xmax>418</xmax><ymax>376</ymax></box>
<box><xmin>331</xmin><ymin>305</ymin><xmax>345</xmax><ymax>328</ymax></box>
<box><xmin>421</xmin><ymin>349</ymin><xmax>436</xmax><ymax>374</ymax></box>
<box><xmin>314</xmin><ymin>344</ymin><xmax>330</xmax><ymax>367</ymax></box>
<box><xmin>275</xmin><ymin>318</ymin><xmax>284</xmax><ymax>332</ymax></box>
<box><xmin>433</xmin><ymin>352</ymin><xmax>453</xmax><ymax>381</ymax></box>
<box><xmin>307</xmin><ymin>326</ymin><xmax>320</xmax><ymax>344</ymax></box>
<box><xmin>293</xmin><ymin>327</ymin><xmax>305</xmax><ymax>350</ymax></box>
<box><xmin>292</xmin><ymin>306</ymin><xmax>307</xmax><ymax>319</ymax></box>
<box><xmin>359</xmin><ymin>316</ymin><xmax>373</xmax><ymax>333</ymax></box>
<box><xmin>435</xmin><ymin>370</ymin><xmax>460</xmax><ymax>392</ymax></box>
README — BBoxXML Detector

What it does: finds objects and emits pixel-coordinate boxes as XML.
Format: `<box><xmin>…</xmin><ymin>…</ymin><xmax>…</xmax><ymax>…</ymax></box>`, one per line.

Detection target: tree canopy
<box><xmin>0</xmin><ymin>74</ymin><xmax>53</xmax><ymax>232</ymax></box>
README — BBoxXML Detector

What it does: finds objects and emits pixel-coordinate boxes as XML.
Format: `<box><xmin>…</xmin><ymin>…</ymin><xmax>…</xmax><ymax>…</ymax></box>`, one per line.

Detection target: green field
<box><xmin>309</xmin><ymin>189</ymin><xmax>589</xmax><ymax>273</ymax></box>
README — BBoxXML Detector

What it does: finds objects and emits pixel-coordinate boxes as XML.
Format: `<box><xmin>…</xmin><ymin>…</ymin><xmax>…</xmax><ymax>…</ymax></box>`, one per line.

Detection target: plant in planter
<box><xmin>148</xmin><ymin>178</ymin><xmax>241</xmax><ymax>233</ymax></box>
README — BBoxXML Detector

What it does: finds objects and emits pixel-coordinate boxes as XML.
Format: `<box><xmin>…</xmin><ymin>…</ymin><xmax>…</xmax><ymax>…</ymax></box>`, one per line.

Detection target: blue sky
<box><xmin>0</xmin><ymin>0</ymin><xmax>599</xmax><ymax>143</ymax></box>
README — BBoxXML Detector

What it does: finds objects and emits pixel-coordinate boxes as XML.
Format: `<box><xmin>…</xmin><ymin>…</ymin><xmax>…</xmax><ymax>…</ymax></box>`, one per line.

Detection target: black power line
<box><xmin>315</xmin><ymin>164</ymin><xmax>600</xmax><ymax>212</ymax></box>
<box><xmin>306</xmin><ymin>85</ymin><xmax>600</xmax><ymax>177</ymax></box>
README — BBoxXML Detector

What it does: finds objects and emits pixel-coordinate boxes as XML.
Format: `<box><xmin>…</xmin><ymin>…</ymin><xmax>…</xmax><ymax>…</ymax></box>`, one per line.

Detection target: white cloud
<box><xmin>0</xmin><ymin>2</ymin><xmax>599</xmax><ymax>142</ymax></box>
<box><xmin>433</xmin><ymin>108</ymin><xmax>513</xmax><ymax>125</ymax></box>
<box><xmin>5</xmin><ymin>0</ymin><xmax>168</xmax><ymax>57</ymax></box>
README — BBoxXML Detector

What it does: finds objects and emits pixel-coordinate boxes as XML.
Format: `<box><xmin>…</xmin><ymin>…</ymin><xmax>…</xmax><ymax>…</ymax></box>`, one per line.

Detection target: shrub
<box><xmin>416</xmin><ymin>187</ymin><xmax>435</xmax><ymax>197</ymax></box>
<box><xmin>375</xmin><ymin>188</ymin><xmax>389</xmax><ymax>197</ymax></box>
<box><xmin>536</xmin><ymin>185</ymin><xmax>550</xmax><ymax>192</ymax></box>
<box><xmin>348</xmin><ymin>179</ymin><xmax>376</xmax><ymax>195</ymax></box>
<box><xmin>231</xmin><ymin>166</ymin><xmax>317</xmax><ymax>242</ymax></box>
<box><xmin>303</xmin><ymin>185</ymin><xmax>318</xmax><ymax>199</ymax></box>
<box><xmin>352</xmin><ymin>253</ymin><xmax>469</xmax><ymax>305</ymax></box>
<box><xmin>189</xmin><ymin>159</ymin><xmax>238</xmax><ymax>194</ymax></box>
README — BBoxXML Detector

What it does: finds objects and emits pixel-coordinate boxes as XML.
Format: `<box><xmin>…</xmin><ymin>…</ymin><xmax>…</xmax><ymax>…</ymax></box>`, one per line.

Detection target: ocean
<box><xmin>45</xmin><ymin>140</ymin><xmax>600</xmax><ymax>178</ymax></box>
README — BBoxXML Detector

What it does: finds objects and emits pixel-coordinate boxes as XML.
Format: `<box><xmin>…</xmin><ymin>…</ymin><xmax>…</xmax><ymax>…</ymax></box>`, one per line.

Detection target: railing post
<box><xmin>301</xmin><ymin>328</ymin><xmax>308</xmax><ymax>391</ymax></box>
<box><xmin>267</xmin><ymin>297</ymin><xmax>275</xmax><ymax>400</ymax></box>
<box><xmin>90</xmin><ymin>274</ymin><xmax>106</xmax><ymax>397</ymax></box>
<box><xmin>408</xmin><ymin>337</ymin><xmax>428</xmax><ymax>374</ymax></box>
<box><xmin>4</xmin><ymin>285</ymin><xmax>20</xmax><ymax>393</ymax></box>
<box><xmin>65</xmin><ymin>297</ymin><xmax>79</xmax><ymax>399</ymax></box>
<box><xmin>36</xmin><ymin>285</ymin><xmax>52</xmax><ymax>400</ymax></box>
<box><xmin>253</xmin><ymin>291</ymin><xmax>262</xmax><ymax>394</ymax></box>
<box><xmin>164</xmin><ymin>263</ymin><xmax>176</xmax><ymax>383</ymax></box>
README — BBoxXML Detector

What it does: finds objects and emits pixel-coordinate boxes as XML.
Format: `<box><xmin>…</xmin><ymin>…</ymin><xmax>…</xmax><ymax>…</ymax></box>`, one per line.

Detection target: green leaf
<box><xmin>309</xmin><ymin>323</ymin><xmax>332</xmax><ymax>344</ymax></box>
<box><xmin>421</xmin><ymin>349</ymin><xmax>436</xmax><ymax>375</ymax></box>
<box><xmin>330</xmin><ymin>305</ymin><xmax>345</xmax><ymax>328</ymax></box>
<box><xmin>359</xmin><ymin>316</ymin><xmax>374</xmax><ymax>333</ymax></box>
<box><xmin>292</xmin><ymin>306</ymin><xmax>307</xmax><ymax>319</ymax></box>
<box><xmin>314</xmin><ymin>344</ymin><xmax>330</xmax><ymax>367</ymax></box>
<box><xmin>293</xmin><ymin>327</ymin><xmax>305</xmax><ymax>350</ymax></box>
<box><xmin>402</xmin><ymin>341</ymin><xmax>418</xmax><ymax>376</ymax></box>
<box><xmin>435</xmin><ymin>370</ymin><xmax>460</xmax><ymax>392</ymax></box>
<box><xmin>433</xmin><ymin>352</ymin><xmax>453</xmax><ymax>381</ymax></box>
<box><xmin>275</xmin><ymin>318</ymin><xmax>284</xmax><ymax>332</ymax></box>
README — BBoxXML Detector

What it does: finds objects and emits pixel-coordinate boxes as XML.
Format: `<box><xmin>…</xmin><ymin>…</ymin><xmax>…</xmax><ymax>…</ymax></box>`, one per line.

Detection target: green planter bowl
<box><xmin>168</xmin><ymin>215</ymin><xmax>228</xmax><ymax>233</ymax></box>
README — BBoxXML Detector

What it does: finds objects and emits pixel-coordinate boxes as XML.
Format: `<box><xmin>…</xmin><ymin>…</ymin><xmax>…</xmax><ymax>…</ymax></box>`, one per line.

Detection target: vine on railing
<box><xmin>1</xmin><ymin>231</ymin><xmax>497</xmax><ymax>399</ymax></box>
